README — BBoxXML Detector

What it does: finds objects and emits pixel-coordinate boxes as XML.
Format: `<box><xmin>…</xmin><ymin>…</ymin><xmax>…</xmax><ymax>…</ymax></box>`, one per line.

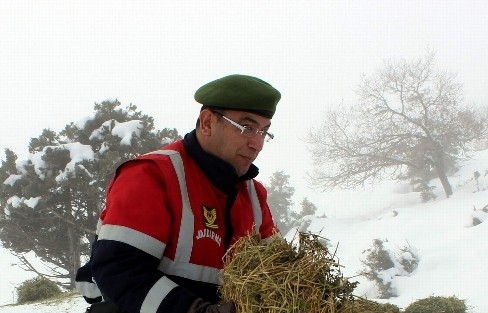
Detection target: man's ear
<box><xmin>198</xmin><ymin>109</ymin><xmax>214</xmax><ymax>136</ymax></box>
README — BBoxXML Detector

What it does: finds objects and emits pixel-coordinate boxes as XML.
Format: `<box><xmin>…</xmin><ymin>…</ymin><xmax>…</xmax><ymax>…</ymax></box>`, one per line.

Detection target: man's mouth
<box><xmin>240</xmin><ymin>155</ymin><xmax>254</xmax><ymax>162</ymax></box>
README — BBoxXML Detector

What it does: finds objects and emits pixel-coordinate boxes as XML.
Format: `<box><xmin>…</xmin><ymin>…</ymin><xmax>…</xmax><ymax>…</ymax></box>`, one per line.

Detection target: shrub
<box><xmin>404</xmin><ymin>296</ymin><xmax>467</xmax><ymax>313</ymax></box>
<box><xmin>345</xmin><ymin>299</ymin><xmax>400</xmax><ymax>313</ymax></box>
<box><xmin>407</xmin><ymin>174</ymin><xmax>437</xmax><ymax>202</ymax></box>
<box><xmin>360</xmin><ymin>239</ymin><xmax>419</xmax><ymax>299</ymax></box>
<box><xmin>360</xmin><ymin>239</ymin><xmax>396</xmax><ymax>298</ymax></box>
<box><xmin>418</xmin><ymin>183</ymin><xmax>436</xmax><ymax>202</ymax></box>
<box><xmin>381</xmin><ymin>302</ymin><xmax>401</xmax><ymax>313</ymax></box>
<box><xmin>471</xmin><ymin>204</ymin><xmax>488</xmax><ymax>226</ymax></box>
<box><xmin>397</xmin><ymin>242</ymin><xmax>419</xmax><ymax>274</ymax></box>
<box><xmin>16</xmin><ymin>276</ymin><xmax>62</xmax><ymax>304</ymax></box>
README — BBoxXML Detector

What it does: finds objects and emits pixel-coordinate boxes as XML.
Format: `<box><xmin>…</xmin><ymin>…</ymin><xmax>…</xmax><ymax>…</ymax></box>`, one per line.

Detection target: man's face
<box><xmin>200</xmin><ymin>109</ymin><xmax>272</xmax><ymax>176</ymax></box>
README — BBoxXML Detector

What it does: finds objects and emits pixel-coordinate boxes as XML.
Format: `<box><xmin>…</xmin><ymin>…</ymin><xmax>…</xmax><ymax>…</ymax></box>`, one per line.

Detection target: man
<box><xmin>76</xmin><ymin>74</ymin><xmax>281</xmax><ymax>313</ymax></box>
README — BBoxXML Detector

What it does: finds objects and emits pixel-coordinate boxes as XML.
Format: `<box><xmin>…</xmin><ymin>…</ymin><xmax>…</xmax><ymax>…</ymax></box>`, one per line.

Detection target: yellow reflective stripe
<box><xmin>140</xmin><ymin>276</ymin><xmax>178</xmax><ymax>313</ymax></box>
<box><xmin>98</xmin><ymin>224</ymin><xmax>165</xmax><ymax>259</ymax></box>
<box><xmin>159</xmin><ymin>256</ymin><xmax>222</xmax><ymax>285</ymax></box>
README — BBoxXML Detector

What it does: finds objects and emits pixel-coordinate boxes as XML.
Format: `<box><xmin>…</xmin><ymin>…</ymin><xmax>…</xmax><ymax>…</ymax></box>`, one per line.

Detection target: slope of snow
<box><xmin>0</xmin><ymin>294</ymin><xmax>87</xmax><ymax>313</ymax></box>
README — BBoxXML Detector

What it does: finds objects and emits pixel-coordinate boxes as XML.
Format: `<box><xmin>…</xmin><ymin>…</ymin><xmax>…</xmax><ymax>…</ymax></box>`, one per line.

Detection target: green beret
<box><xmin>194</xmin><ymin>74</ymin><xmax>281</xmax><ymax>118</ymax></box>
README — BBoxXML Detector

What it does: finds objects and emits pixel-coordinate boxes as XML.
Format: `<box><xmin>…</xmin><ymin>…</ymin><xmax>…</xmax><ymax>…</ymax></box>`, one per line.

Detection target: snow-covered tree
<box><xmin>0</xmin><ymin>100</ymin><xmax>181</xmax><ymax>288</ymax></box>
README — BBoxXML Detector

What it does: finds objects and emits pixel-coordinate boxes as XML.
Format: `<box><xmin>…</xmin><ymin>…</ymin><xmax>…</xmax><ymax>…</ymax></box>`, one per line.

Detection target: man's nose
<box><xmin>247</xmin><ymin>135</ymin><xmax>265</xmax><ymax>152</ymax></box>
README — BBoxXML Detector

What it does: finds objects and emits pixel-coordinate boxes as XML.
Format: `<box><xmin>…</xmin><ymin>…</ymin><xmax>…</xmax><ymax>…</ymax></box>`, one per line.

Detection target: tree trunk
<box><xmin>437</xmin><ymin>169</ymin><xmax>453</xmax><ymax>197</ymax></box>
<box><xmin>434</xmin><ymin>150</ymin><xmax>453</xmax><ymax>197</ymax></box>
<box><xmin>67</xmin><ymin>224</ymin><xmax>80</xmax><ymax>289</ymax></box>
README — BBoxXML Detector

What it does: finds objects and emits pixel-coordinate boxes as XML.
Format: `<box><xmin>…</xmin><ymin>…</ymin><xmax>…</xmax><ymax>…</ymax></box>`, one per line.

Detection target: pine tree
<box><xmin>0</xmin><ymin>100</ymin><xmax>181</xmax><ymax>289</ymax></box>
<box><xmin>266</xmin><ymin>171</ymin><xmax>295</xmax><ymax>234</ymax></box>
<box><xmin>298</xmin><ymin>197</ymin><xmax>317</xmax><ymax>217</ymax></box>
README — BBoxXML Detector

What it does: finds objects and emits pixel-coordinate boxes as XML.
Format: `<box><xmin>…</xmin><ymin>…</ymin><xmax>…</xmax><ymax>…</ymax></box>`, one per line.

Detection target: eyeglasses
<box><xmin>213</xmin><ymin>111</ymin><xmax>274</xmax><ymax>142</ymax></box>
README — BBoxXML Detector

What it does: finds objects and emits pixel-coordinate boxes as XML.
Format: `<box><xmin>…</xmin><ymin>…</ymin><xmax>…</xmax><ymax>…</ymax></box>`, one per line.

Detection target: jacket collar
<box><xmin>183</xmin><ymin>130</ymin><xmax>259</xmax><ymax>194</ymax></box>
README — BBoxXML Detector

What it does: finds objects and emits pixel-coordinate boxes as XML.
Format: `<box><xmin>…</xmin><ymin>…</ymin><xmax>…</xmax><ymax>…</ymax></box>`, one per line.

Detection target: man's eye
<box><xmin>243</xmin><ymin>126</ymin><xmax>254</xmax><ymax>131</ymax></box>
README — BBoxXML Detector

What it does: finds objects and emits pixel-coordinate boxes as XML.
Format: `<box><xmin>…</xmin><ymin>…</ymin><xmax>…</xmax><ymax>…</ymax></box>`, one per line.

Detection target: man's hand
<box><xmin>188</xmin><ymin>298</ymin><xmax>236</xmax><ymax>313</ymax></box>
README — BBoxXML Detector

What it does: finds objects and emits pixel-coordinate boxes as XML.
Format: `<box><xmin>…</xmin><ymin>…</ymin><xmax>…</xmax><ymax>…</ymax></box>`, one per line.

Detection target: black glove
<box><xmin>187</xmin><ymin>298</ymin><xmax>236</xmax><ymax>313</ymax></box>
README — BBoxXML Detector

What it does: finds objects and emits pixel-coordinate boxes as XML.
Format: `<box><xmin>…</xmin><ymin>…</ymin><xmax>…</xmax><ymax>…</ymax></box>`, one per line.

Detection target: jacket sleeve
<box><xmin>91</xmin><ymin>159</ymin><xmax>197</xmax><ymax>313</ymax></box>
<box><xmin>75</xmin><ymin>235</ymin><xmax>103</xmax><ymax>304</ymax></box>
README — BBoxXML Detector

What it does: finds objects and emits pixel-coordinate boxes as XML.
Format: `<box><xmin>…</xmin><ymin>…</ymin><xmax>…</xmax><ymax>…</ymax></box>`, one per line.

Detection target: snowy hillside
<box><xmin>1</xmin><ymin>149</ymin><xmax>488</xmax><ymax>313</ymax></box>
<box><xmin>0</xmin><ymin>294</ymin><xmax>87</xmax><ymax>313</ymax></box>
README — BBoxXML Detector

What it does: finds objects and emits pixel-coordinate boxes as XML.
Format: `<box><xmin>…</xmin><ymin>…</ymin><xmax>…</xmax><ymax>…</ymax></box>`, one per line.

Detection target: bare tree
<box><xmin>308</xmin><ymin>52</ymin><xmax>487</xmax><ymax>198</ymax></box>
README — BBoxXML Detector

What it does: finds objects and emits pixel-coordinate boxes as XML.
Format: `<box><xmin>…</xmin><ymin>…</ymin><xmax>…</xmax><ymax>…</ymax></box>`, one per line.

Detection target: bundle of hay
<box><xmin>220</xmin><ymin>232</ymin><xmax>358</xmax><ymax>313</ymax></box>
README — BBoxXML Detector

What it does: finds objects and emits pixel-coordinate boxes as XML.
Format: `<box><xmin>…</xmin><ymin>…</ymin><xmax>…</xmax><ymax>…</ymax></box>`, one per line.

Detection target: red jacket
<box><xmin>76</xmin><ymin>131</ymin><xmax>278</xmax><ymax>313</ymax></box>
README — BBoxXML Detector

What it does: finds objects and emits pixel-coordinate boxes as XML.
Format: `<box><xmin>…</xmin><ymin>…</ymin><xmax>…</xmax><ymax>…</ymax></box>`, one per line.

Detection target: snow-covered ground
<box><xmin>0</xmin><ymin>294</ymin><xmax>87</xmax><ymax>313</ymax></box>
<box><xmin>1</xmin><ymin>149</ymin><xmax>488</xmax><ymax>313</ymax></box>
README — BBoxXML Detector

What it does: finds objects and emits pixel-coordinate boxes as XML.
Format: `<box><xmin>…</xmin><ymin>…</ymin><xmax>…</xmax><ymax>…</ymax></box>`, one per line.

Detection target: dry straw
<box><xmin>220</xmin><ymin>232</ymin><xmax>396</xmax><ymax>313</ymax></box>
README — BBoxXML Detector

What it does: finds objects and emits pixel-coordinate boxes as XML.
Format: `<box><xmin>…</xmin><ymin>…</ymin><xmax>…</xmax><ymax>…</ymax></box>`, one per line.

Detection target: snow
<box><xmin>1</xmin><ymin>149</ymin><xmax>488</xmax><ymax>312</ymax></box>
<box><xmin>0</xmin><ymin>295</ymin><xmax>88</xmax><ymax>313</ymax></box>
<box><xmin>89</xmin><ymin>119</ymin><xmax>143</xmax><ymax>146</ymax></box>
<box><xmin>27</xmin><ymin>143</ymin><xmax>95</xmax><ymax>181</ymax></box>
<box><xmin>23</xmin><ymin>197</ymin><xmax>40</xmax><ymax>209</ymax></box>
<box><xmin>112</xmin><ymin>120</ymin><xmax>143</xmax><ymax>146</ymax></box>
<box><xmin>8</xmin><ymin>119</ymin><xmax>143</xmax><ymax>184</ymax></box>
<box><xmin>2</xmin><ymin>175</ymin><xmax>21</xmax><ymax>187</ymax></box>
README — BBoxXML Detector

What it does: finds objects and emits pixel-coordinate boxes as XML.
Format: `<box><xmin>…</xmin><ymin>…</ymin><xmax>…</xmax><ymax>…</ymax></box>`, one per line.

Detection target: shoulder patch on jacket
<box><xmin>202</xmin><ymin>205</ymin><xmax>218</xmax><ymax>229</ymax></box>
